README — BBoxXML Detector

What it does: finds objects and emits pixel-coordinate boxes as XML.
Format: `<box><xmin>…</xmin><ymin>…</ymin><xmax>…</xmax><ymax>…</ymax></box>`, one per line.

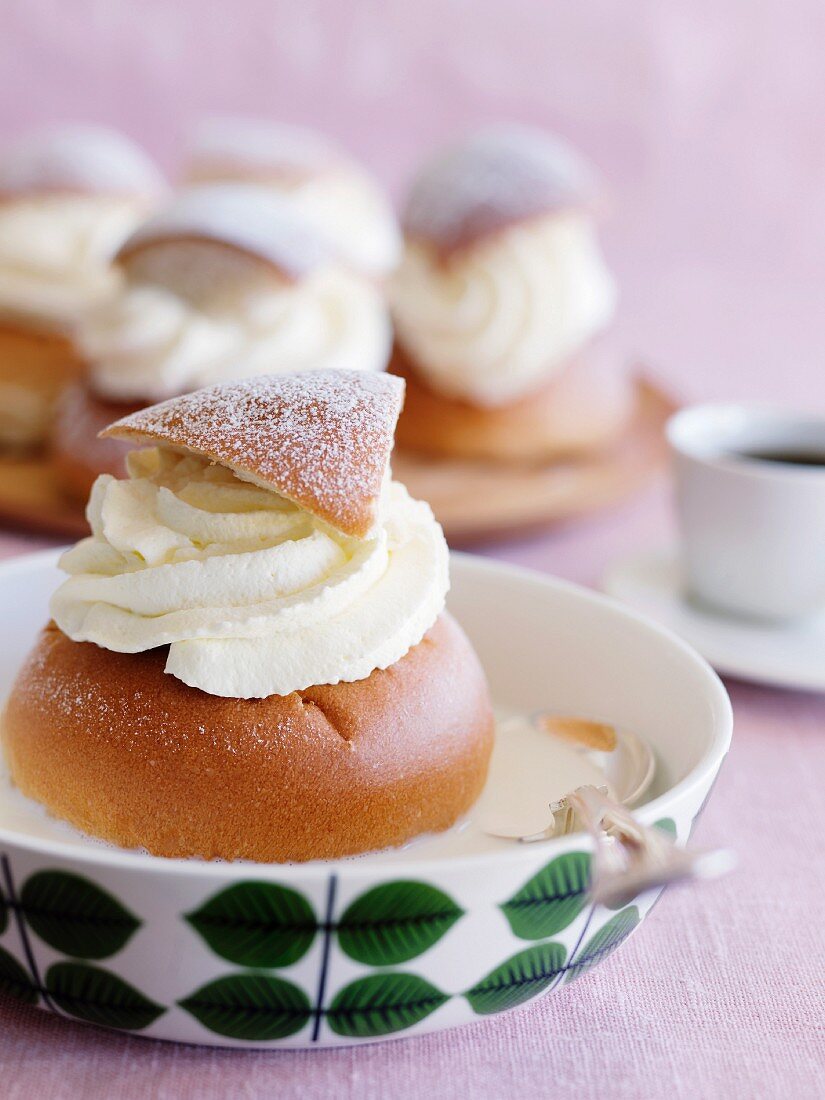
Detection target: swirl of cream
<box><xmin>391</xmin><ymin>212</ymin><xmax>617</xmax><ymax>407</ymax></box>
<box><xmin>82</xmin><ymin>265</ymin><xmax>393</xmax><ymax>402</ymax></box>
<box><xmin>287</xmin><ymin>170</ymin><xmax>401</xmax><ymax>279</ymax></box>
<box><xmin>0</xmin><ymin>195</ymin><xmax>153</xmax><ymax>329</ymax></box>
<box><xmin>50</xmin><ymin>448</ymin><xmax>449</xmax><ymax>699</ymax></box>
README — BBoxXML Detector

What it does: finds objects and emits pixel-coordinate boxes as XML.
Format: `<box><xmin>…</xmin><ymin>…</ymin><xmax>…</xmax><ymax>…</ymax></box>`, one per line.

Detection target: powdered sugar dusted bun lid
<box><xmin>102</xmin><ymin>369</ymin><xmax>403</xmax><ymax>537</ymax></box>
<box><xmin>79</xmin><ymin>184</ymin><xmax>392</xmax><ymax>403</ymax></box>
<box><xmin>186</xmin><ymin>117</ymin><xmax>401</xmax><ymax>277</ymax></box>
<box><xmin>403</xmin><ymin>123</ymin><xmax>600</xmax><ymax>254</ymax></box>
<box><xmin>117</xmin><ymin>183</ymin><xmax>330</xmax><ymax>287</ymax></box>
<box><xmin>391</xmin><ymin>125</ymin><xmax>616</xmax><ymax>407</ymax></box>
<box><xmin>0</xmin><ymin>124</ymin><xmax>164</xmax><ymax>198</ymax></box>
<box><xmin>0</xmin><ymin>127</ymin><xmax>165</xmax><ymax>333</ymax></box>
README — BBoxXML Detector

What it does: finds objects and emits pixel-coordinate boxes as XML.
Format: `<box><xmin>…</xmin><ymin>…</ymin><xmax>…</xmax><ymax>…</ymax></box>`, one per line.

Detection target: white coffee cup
<box><xmin>667</xmin><ymin>403</ymin><xmax>825</xmax><ymax>621</ymax></box>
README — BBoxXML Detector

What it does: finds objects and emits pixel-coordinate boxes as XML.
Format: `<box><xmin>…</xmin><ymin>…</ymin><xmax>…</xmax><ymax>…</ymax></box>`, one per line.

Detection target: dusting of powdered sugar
<box><xmin>0</xmin><ymin>124</ymin><xmax>164</xmax><ymax>196</ymax></box>
<box><xmin>106</xmin><ymin>370</ymin><xmax>405</xmax><ymax>536</ymax></box>
<box><xmin>403</xmin><ymin>123</ymin><xmax>599</xmax><ymax>252</ymax></box>
<box><xmin>188</xmin><ymin>117</ymin><xmax>346</xmax><ymax>180</ymax></box>
<box><xmin>118</xmin><ymin>184</ymin><xmax>331</xmax><ymax>279</ymax></box>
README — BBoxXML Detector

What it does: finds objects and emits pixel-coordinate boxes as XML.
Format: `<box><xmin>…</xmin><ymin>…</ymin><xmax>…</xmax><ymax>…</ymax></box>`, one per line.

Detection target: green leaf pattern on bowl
<box><xmin>0</xmin><ymin>853</ymin><xmax>651</xmax><ymax>1040</ymax></box>
<box><xmin>500</xmin><ymin>852</ymin><xmax>591</xmax><ymax>939</ymax></box>
<box><xmin>45</xmin><ymin>962</ymin><xmax>165</xmax><ymax>1030</ymax></box>
<box><xmin>466</xmin><ymin>941</ymin><xmax>567</xmax><ymax>1015</ymax></box>
<box><xmin>20</xmin><ymin>871</ymin><xmax>140</xmax><ymax>960</ymax></box>
<box><xmin>178</xmin><ymin>973</ymin><xmax>312</xmax><ymax>1041</ymax></box>
<box><xmin>185</xmin><ymin>881</ymin><xmax>318</xmax><ymax>967</ymax></box>
<box><xmin>565</xmin><ymin>906</ymin><xmax>641</xmax><ymax>983</ymax></box>
<box><xmin>337</xmin><ymin>881</ymin><xmax>463</xmax><ymax>965</ymax></box>
<box><xmin>327</xmin><ymin>972</ymin><xmax>449</xmax><ymax>1038</ymax></box>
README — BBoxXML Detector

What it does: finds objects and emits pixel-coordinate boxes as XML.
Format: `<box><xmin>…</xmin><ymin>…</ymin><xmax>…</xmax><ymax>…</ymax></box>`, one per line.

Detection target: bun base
<box><xmin>390</xmin><ymin>340</ymin><xmax>633</xmax><ymax>464</ymax></box>
<box><xmin>0</xmin><ymin>323</ymin><xmax>85</xmax><ymax>449</ymax></box>
<box><xmin>2</xmin><ymin>615</ymin><xmax>494</xmax><ymax>862</ymax></box>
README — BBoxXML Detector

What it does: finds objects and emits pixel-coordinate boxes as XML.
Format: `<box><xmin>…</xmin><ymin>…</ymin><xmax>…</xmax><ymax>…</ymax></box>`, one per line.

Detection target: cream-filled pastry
<box><xmin>0</xmin><ymin>125</ymin><xmax>164</xmax><ymax>447</ymax></box>
<box><xmin>53</xmin><ymin>183</ymin><xmax>393</xmax><ymax>498</ymax></box>
<box><xmin>3</xmin><ymin>371</ymin><xmax>494</xmax><ymax>861</ymax></box>
<box><xmin>186</xmin><ymin>117</ymin><xmax>401</xmax><ymax>279</ymax></box>
<box><xmin>390</xmin><ymin>124</ymin><xmax>632</xmax><ymax>462</ymax></box>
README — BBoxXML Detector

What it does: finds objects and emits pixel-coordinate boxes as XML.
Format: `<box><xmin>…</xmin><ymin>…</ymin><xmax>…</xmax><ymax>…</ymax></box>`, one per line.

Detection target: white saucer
<box><xmin>603</xmin><ymin>548</ymin><xmax>825</xmax><ymax>692</ymax></box>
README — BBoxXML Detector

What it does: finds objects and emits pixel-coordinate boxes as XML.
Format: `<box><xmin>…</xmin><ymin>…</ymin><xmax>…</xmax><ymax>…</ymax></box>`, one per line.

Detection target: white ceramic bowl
<box><xmin>0</xmin><ymin>550</ymin><xmax>731</xmax><ymax>1048</ymax></box>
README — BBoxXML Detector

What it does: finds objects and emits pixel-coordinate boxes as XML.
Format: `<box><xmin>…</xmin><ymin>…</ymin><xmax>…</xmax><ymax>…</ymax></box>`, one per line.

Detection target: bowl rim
<box><xmin>0</xmin><ymin>548</ymin><xmax>733</xmax><ymax>882</ymax></box>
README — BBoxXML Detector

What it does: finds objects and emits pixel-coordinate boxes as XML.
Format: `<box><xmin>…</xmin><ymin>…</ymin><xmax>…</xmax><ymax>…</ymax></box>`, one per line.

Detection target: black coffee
<box><xmin>734</xmin><ymin>449</ymin><xmax>825</xmax><ymax>468</ymax></box>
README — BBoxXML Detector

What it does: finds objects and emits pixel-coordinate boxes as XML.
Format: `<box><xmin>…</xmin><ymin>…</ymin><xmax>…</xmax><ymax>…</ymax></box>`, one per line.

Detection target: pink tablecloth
<box><xmin>1</xmin><ymin>486</ymin><xmax>823</xmax><ymax>1100</ymax></box>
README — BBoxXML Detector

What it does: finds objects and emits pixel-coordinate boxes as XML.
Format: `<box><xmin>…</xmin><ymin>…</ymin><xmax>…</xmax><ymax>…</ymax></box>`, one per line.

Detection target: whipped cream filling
<box><xmin>391</xmin><ymin>212</ymin><xmax>617</xmax><ymax>406</ymax></box>
<box><xmin>287</xmin><ymin>169</ymin><xmax>401</xmax><ymax>278</ymax></box>
<box><xmin>0</xmin><ymin>195</ymin><xmax>150</xmax><ymax>329</ymax></box>
<box><xmin>51</xmin><ymin>448</ymin><xmax>449</xmax><ymax>698</ymax></box>
<box><xmin>82</xmin><ymin>266</ymin><xmax>393</xmax><ymax>402</ymax></box>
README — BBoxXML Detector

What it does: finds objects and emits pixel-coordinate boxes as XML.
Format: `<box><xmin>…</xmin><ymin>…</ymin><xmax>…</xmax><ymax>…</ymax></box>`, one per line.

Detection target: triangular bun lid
<box><xmin>0</xmin><ymin>125</ymin><xmax>164</xmax><ymax>197</ymax></box>
<box><xmin>102</xmin><ymin>371</ymin><xmax>405</xmax><ymax>538</ymax></box>
<box><xmin>403</xmin><ymin>123</ymin><xmax>600</xmax><ymax>255</ymax></box>
<box><xmin>116</xmin><ymin>184</ymin><xmax>330</xmax><ymax>284</ymax></box>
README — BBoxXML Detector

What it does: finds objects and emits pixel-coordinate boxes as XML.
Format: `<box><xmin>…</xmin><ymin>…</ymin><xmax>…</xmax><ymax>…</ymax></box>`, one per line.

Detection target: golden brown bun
<box><xmin>51</xmin><ymin>383</ymin><xmax>141</xmax><ymax>500</ymax></box>
<box><xmin>103</xmin><ymin>370</ymin><xmax>405</xmax><ymax>538</ymax></box>
<box><xmin>390</xmin><ymin>340</ymin><xmax>634</xmax><ymax>464</ymax></box>
<box><xmin>2</xmin><ymin>615</ymin><xmax>494</xmax><ymax>862</ymax></box>
<box><xmin>0</xmin><ymin>323</ymin><xmax>85</xmax><ymax>449</ymax></box>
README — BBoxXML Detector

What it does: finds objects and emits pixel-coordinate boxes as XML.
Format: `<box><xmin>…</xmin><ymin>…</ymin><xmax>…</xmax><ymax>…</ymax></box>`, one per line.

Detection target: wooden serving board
<box><xmin>392</xmin><ymin>375</ymin><xmax>676</xmax><ymax>545</ymax></box>
<box><xmin>0</xmin><ymin>374</ymin><xmax>675</xmax><ymax>545</ymax></box>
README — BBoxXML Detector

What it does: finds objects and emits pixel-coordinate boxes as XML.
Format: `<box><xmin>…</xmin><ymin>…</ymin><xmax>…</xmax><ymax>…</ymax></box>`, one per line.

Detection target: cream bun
<box><xmin>0</xmin><ymin>125</ymin><xmax>164</xmax><ymax>447</ymax></box>
<box><xmin>390</xmin><ymin>124</ymin><xmax>631</xmax><ymax>462</ymax></box>
<box><xmin>186</xmin><ymin>117</ymin><xmax>401</xmax><ymax>278</ymax></box>
<box><xmin>3</xmin><ymin>371</ymin><xmax>494</xmax><ymax>861</ymax></box>
<box><xmin>53</xmin><ymin>184</ymin><xmax>393</xmax><ymax>496</ymax></box>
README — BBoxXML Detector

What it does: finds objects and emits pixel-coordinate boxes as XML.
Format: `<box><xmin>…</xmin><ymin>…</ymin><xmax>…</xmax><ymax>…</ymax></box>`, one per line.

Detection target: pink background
<box><xmin>1</xmin><ymin>3</ymin><xmax>824</xmax><ymax>1097</ymax></box>
<box><xmin>3</xmin><ymin>0</ymin><xmax>825</xmax><ymax>409</ymax></box>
